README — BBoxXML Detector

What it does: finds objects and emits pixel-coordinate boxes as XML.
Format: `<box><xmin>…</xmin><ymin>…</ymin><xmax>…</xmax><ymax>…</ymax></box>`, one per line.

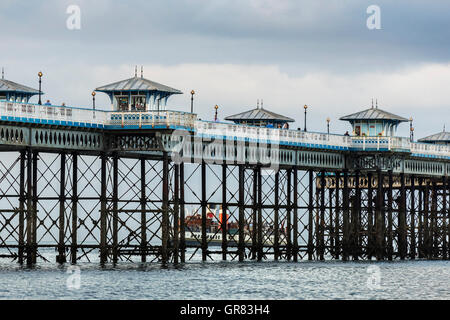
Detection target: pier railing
<box><xmin>1</xmin><ymin>100</ymin><xmax>450</xmax><ymax>159</ymax></box>
<box><xmin>195</xmin><ymin>120</ymin><xmax>352</xmax><ymax>149</ymax></box>
<box><xmin>0</xmin><ymin>100</ymin><xmax>107</xmax><ymax>126</ymax></box>
<box><xmin>0</xmin><ymin>100</ymin><xmax>196</xmax><ymax>129</ymax></box>
<box><xmin>109</xmin><ymin>111</ymin><xmax>197</xmax><ymax>129</ymax></box>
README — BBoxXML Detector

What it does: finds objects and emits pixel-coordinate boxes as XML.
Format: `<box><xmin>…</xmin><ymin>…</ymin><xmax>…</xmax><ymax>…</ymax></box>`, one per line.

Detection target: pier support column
<box><xmin>221</xmin><ymin>164</ymin><xmax>228</xmax><ymax>261</ymax></box>
<box><xmin>140</xmin><ymin>158</ymin><xmax>147</xmax><ymax>263</ymax></box>
<box><xmin>286</xmin><ymin>169</ymin><xmax>292</xmax><ymax>261</ymax></box>
<box><xmin>319</xmin><ymin>170</ymin><xmax>325</xmax><ymax>261</ymax></box>
<box><xmin>100</xmin><ymin>154</ymin><xmax>108</xmax><ymax>265</ymax></box>
<box><xmin>399</xmin><ymin>173</ymin><xmax>407</xmax><ymax>260</ymax></box>
<box><xmin>387</xmin><ymin>170</ymin><xmax>393</xmax><ymax>261</ymax></box>
<box><xmin>431</xmin><ymin>180</ymin><xmax>438</xmax><ymax>259</ymax></box>
<box><xmin>375</xmin><ymin>170</ymin><xmax>384</xmax><ymax>260</ymax></box>
<box><xmin>201</xmin><ymin>161</ymin><xmax>207</xmax><ymax>262</ymax></box>
<box><xmin>367</xmin><ymin>172</ymin><xmax>374</xmax><ymax>260</ymax></box>
<box><xmin>410</xmin><ymin>176</ymin><xmax>416</xmax><ymax>259</ymax></box>
<box><xmin>32</xmin><ymin>151</ymin><xmax>38</xmax><ymax>264</ymax></box>
<box><xmin>57</xmin><ymin>152</ymin><xmax>67</xmax><ymax>264</ymax></box>
<box><xmin>71</xmin><ymin>153</ymin><xmax>78</xmax><ymax>264</ymax></box>
<box><xmin>442</xmin><ymin>176</ymin><xmax>447</xmax><ymax>260</ymax></box>
<box><xmin>238</xmin><ymin>164</ymin><xmax>245</xmax><ymax>262</ymax></box>
<box><xmin>307</xmin><ymin>169</ymin><xmax>314</xmax><ymax>260</ymax></box>
<box><xmin>251</xmin><ymin>167</ymin><xmax>258</xmax><ymax>260</ymax></box>
<box><xmin>257</xmin><ymin>166</ymin><xmax>263</xmax><ymax>261</ymax></box>
<box><xmin>342</xmin><ymin>169</ymin><xmax>349</xmax><ymax>261</ymax></box>
<box><xmin>293</xmin><ymin>168</ymin><xmax>299</xmax><ymax>262</ymax></box>
<box><xmin>418</xmin><ymin>178</ymin><xmax>424</xmax><ymax>258</ymax></box>
<box><xmin>446</xmin><ymin>177</ymin><xmax>450</xmax><ymax>260</ymax></box>
<box><xmin>352</xmin><ymin>170</ymin><xmax>360</xmax><ymax>261</ymax></box>
<box><xmin>423</xmin><ymin>180</ymin><xmax>430</xmax><ymax>258</ymax></box>
<box><xmin>180</xmin><ymin>163</ymin><xmax>186</xmax><ymax>263</ymax></box>
<box><xmin>274</xmin><ymin>170</ymin><xmax>280</xmax><ymax>261</ymax></box>
<box><xmin>173</xmin><ymin>163</ymin><xmax>180</xmax><ymax>264</ymax></box>
<box><xmin>334</xmin><ymin>172</ymin><xmax>341</xmax><ymax>259</ymax></box>
<box><xmin>26</xmin><ymin>149</ymin><xmax>33</xmax><ymax>266</ymax></box>
<box><xmin>18</xmin><ymin>151</ymin><xmax>25</xmax><ymax>265</ymax></box>
<box><xmin>162</xmin><ymin>152</ymin><xmax>169</xmax><ymax>264</ymax></box>
<box><xmin>112</xmin><ymin>155</ymin><xmax>119</xmax><ymax>264</ymax></box>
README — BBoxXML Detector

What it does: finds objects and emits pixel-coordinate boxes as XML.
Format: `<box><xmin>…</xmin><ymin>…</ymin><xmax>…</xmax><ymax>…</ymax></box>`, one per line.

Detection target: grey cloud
<box><xmin>1</xmin><ymin>0</ymin><xmax>450</xmax><ymax>72</ymax></box>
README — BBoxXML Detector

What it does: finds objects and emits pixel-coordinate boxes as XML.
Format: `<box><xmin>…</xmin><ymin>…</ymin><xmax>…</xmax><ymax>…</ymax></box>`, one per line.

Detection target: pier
<box><xmin>0</xmin><ymin>73</ymin><xmax>449</xmax><ymax>265</ymax></box>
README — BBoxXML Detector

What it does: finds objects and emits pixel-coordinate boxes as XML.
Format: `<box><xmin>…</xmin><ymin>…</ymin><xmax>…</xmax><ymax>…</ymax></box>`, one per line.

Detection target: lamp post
<box><xmin>326</xmin><ymin>117</ymin><xmax>330</xmax><ymax>134</ymax></box>
<box><xmin>38</xmin><ymin>71</ymin><xmax>43</xmax><ymax>105</ymax></box>
<box><xmin>409</xmin><ymin>117</ymin><xmax>414</xmax><ymax>142</ymax></box>
<box><xmin>303</xmin><ymin>105</ymin><xmax>308</xmax><ymax>132</ymax></box>
<box><xmin>190</xmin><ymin>90</ymin><xmax>195</xmax><ymax>113</ymax></box>
<box><xmin>92</xmin><ymin>91</ymin><xmax>96</xmax><ymax>118</ymax></box>
<box><xmin>214</xmin><ymin>104</ymin><xmax>219</xmax><ymax>121</ymax></box>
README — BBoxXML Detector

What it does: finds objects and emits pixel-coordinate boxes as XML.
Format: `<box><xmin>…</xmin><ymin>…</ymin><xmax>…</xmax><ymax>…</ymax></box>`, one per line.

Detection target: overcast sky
<box><xmin>1</xmin><ymin>0</ymin><xmax>450</xmax><ymax>138</ymax></box>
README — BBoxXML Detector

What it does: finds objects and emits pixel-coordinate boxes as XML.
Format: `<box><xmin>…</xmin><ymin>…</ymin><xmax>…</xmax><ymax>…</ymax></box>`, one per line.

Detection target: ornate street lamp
<box><xmin>92</xmin><ymin>91</ymin><xmax>96</xmax><ymax>118</ymax></box>
<box><xmin>214</xmin><ymin>104</ymin><xmax>219</xmax><ymax>121</ymax></box>
<box><xmin>190</xmin><ymin>90</ymin><xmax>195</xmax><ymax>113</ymax></box>
<box><xmin>326</xmin><ymin>117</ymin><xmax>330</xmax><ymax>134</ymax></box>
<box><xmin>92</xmin><ymin>91</ymin><xmax>96</xmax><ymax>110</ymax></box>
<box><xmin>303</xmin><ymin>105</ymin><xmax>308</xmax><ymax>132</ymax></box>
<box><xmin>38</xmin><ymin>71</ymin><xmax>43</xmax><ymax>105</ymax></box>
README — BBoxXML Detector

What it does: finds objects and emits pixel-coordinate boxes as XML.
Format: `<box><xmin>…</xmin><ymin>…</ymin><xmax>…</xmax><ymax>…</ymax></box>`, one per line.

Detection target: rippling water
<box><xmin>0</xmin><ymin>248</ymin><xmax>449</xmax><ymax>300</ymax></box>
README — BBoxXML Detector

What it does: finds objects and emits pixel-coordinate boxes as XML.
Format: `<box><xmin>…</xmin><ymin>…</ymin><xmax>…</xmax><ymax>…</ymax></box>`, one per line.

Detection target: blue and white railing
<box><xmin>0</xmin><ymin>100</ymin><xmax>196</xmax><ymax>130</ymax></box>
<box><xmin>1</xmin><ymin>100</ymin><xmax>450</xmax><ymax>160</ymax></box>
<box><xmin>195</xmin><ymin>120</ymin><xmax>351</xmax><ymax>150</ymax></box>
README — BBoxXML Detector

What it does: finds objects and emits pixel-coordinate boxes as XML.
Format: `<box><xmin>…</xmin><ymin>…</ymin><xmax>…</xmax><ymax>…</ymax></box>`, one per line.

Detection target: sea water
<box><xmin>0</xmin><ymin>248</ymin><xmax>449</xmax><ymax>300</ymax></box>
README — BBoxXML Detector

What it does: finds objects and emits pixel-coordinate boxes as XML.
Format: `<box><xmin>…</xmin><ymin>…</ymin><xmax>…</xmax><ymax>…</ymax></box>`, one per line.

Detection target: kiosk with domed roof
<box><xmin>95</xmin><ymin>67</ymin><xmax>182</xmax><ymax>112</ymax></box>
<box><xmin>340</xmin><ymin>102</ymin><xmax>408</xmax><ymax>137</ymax></box>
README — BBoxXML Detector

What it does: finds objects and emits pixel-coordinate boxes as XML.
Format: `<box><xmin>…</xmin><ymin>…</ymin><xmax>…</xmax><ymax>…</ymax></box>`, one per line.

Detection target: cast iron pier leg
<box><xmin>57</xmin><ymin>153</ymin><xmax>66</xmax><ymax>263</ymax></box>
